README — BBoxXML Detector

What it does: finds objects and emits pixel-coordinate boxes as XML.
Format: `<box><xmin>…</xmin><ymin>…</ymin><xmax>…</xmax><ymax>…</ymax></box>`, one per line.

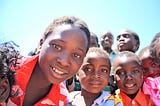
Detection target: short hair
<box><xmin>43</xmin><ymin>16</ymin><xmax>90</xmax><ymax>51</ymax></box>
<box><xmin>85</xmin><ymin>47</ymin><xmax>111</xmax><ymax>70</ymax></box>
<box><xmin>90</xmin><ymin>32</ymin><xmax>99</xmax><ymax>43</ymax></box>
<box><xmin>150</xmin><ymin>32</ymin><xmax>160</xmax><ymax>62</ymax></box>
<box><xmin>112</xmin><ymin>51</ymin><xmax>141</xmax><ymax>74</ymax></box>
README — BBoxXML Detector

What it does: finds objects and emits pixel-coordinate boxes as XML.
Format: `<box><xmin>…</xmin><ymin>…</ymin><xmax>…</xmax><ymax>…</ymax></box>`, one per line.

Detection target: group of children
<box><xmin>0</xmin><ymin>16</ymin><xmax>160</xmax><ymax>106</ymax></box>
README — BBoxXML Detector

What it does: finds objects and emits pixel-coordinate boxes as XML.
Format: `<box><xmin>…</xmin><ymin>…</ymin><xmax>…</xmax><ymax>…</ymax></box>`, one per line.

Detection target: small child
<box><xmin>67</xmin><ymin>47</ymin><xmax>122</xmax><ymax>106</ymax></box>
<box><xmin>112</xmin><ymin>51</ymin><xmax>154</xmax><ymax>106</ymax></box>
<box><xmin>0</xmin><ymin>41</ymin><xmax>20</xmax><ymax>105</ymax></box>
<box><xmin>139</xmin><ymin>46</ymin><xmax>160</xmax><ymax>105</ymax></box>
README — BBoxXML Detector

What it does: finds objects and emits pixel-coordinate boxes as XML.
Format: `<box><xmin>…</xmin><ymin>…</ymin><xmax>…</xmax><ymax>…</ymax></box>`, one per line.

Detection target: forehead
<box><xmin>84</xmin><ymin>52</ymin><xmax>110</xmax><ymax>64</ymax></box>
<box><xmin>114</xmin><ymin>55</ymin><xmax>141</xmax><ymax>68</ymax></box>
<box><xmin>101</xmin><ymin>34</ymin><xmax>113</xmax><ymax>39</ymax></box>
<box><xmin>140</xmin><ymin>50</ymin><xmax>152</xmax><ymax>61</ymax></box>
<box><xmin>47</xmin><ymin>24</ymin><xmax>88</xmax><ymax>49</ymax></box>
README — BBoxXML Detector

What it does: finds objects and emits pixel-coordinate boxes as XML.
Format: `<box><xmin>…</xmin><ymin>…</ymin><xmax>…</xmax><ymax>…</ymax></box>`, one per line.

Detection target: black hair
<box><xmin>0</xmin><ymin>41</ymin><xmax>21</xmax><ymax>100</ymax></box>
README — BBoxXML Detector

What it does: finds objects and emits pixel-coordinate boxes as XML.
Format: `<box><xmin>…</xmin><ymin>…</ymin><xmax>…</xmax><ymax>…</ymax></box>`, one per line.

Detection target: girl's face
<box><xmin>39</xmin><ymin>24</ymin><xmax>88</xmax><ymax>84</ymax></box>
<box><xmin>114</xmin><ymin>56</ymin><xmax>143</xmax><ymax>95</ymax></box>
<box><xmin>78</xmin><ymin>52</ymin><xmax>110</xmax><ymax>93</ymax></box>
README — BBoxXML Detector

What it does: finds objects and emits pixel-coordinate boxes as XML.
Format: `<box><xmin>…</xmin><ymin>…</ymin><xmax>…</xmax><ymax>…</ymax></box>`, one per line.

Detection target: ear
<box><xmin>134</xmin><ymin>40</ymin><xmax>139</xmax><ymax>52</ymax></box>
<box><xmin>36</xmin><ymin>39</ymin><xmax>44</xmax><ymax>54</ymax></box>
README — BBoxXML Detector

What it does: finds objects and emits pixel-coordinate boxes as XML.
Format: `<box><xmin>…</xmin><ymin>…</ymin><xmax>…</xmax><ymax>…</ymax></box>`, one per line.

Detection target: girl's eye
<box><xmin>51</xmin><ymin>44</ymin><xmax>61</xmax><ymax>50</ymax></box>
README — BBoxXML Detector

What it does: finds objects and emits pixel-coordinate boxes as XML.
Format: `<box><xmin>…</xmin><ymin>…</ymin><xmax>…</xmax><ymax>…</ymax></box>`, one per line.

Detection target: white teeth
<box><xmin>52</xmin><ymin>67</ymin><xmax>64</xmax><ymax>74</ymax></box>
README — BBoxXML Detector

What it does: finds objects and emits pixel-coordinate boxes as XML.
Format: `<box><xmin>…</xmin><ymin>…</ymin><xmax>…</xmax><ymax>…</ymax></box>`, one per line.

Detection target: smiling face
<box><xmin>113</xmin><ymin>52</ymin><xmax>143</xmax><ymax>95</ymax></box>
<box><xmin>38</xmin><ymin>24</ymin><xmax>88</xmax><ymax>84</ymax></box>
<box><xmin>117</xmin><ymin>30</ymin><xmax>139</xmax><ymax>52</ymax></box>
<box><xmin>78</xmin><ymin>48</ymin><xmax>111</xmax><ymax>93</ymax></box>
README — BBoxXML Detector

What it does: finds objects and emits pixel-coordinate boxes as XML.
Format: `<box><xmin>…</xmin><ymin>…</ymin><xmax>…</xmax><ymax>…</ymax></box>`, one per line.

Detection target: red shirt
<box><xmin>10</xmin><ymin>55</ymin><xmax>68</xmax><ymax>106</ymax></box>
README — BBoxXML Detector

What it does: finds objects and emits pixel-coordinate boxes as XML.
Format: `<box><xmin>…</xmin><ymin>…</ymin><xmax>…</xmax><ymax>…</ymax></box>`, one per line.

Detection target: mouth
<box><xmin>119</xmin><ymin>43</ymin><xmax>125</xmax><ymax>46</ymax></box>
<box><xmin>124</xmin><ymin>83</ymin><xmax>136</xmax><ymax>89</ymax></box>
<box><xmin>52</xmin><ymin>67</ymin><xmax>65</xmax><ymax>75</ymax></box>
<box><xmin>50</xmin><ymin>66</ymin><xmax>68</xmax><ymax>79</ymax></box>
<box><xmin>89</xmin><ymin>81</ymin><xmax>102</xmax><ymax>87</ymax></box>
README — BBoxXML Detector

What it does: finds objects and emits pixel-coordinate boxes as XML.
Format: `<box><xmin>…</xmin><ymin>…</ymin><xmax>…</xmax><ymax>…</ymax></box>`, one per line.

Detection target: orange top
<box><xmin>117</xmin><ymin>89</ymin><xmax>155</xmax><ymax>106</ymax></box>
<box><xmin>10</xmin><ymin>55</ymin><xmax>68</xmax><ymax>106</ymax></box>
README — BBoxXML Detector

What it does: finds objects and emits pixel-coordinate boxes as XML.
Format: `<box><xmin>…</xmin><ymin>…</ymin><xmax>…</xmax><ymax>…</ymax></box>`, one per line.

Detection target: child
<box><xmin>112</xmin><ymin>51</ymin><xmax>154</xmax><ymax>106</ymax></box>
<box><xmin>10</xmin><ymin>16</ymin><xmax>91</xmax><ymax>106</ymax></box>
<box><xmin>138</xmin><ymin>46</ymin><xmax>160</xmax><ymax>78</ymax></box>
<box><xmin>65</xmin><ymin>31</ymin><xmax>100</xmax><ymax>92</ymax></box>
<box><xmin>116</xmin><ymin>29</ymin><xmax>140</xmax><ymax>53</ymax></box>
<box><xmin>0</xmin><ymin>41</ymin><xmax>20</xmax><ymax>105</ymax></box>
<box><xmin>139</xmin><ymin>46</ymin><xmax>160</xmax><ymax>105</ymax></box>
<box><xmin>90</xmin><ymin>32</ymin><xmax>99</xmax><ymax>47</ymax></box>
<box><xmin>67</xmin><ymin>47</ymin><xmax>122</xmax><ymax>106</ymax></box>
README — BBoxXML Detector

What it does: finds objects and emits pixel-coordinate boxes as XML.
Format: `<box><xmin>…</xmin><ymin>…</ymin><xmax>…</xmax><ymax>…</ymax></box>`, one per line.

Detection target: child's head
<box><xmin>100</xmin><ymin>31</ymin><xmax>114</xmax><ymax>50</ymax></box>
<box><xmin>90</xmin><ymin>32</ymin><xmax>99</xmax><ymax>47</ymax></box>
<box><xmin>77</xmin><ymin>47</ymin><xmax>111</xmax><ymax>93</ymax></box>
<box><xmin>38</xmin><ymin>16</ymin><xmax>90</xmax><ymax>84</ymax></box>
<box><xmin>112</xmin><ymin>51</ymin><xmax>143</xmax><ymax>95</ymax></box>
<box><xmin>150</xmin><ymin>32</ymin><xmax>160</xmax><ymax>63</ymax></box>
<box><xmin>0</xmin><ymin>42</ymin><xmax>20</xmax><ymax>103</ymax></box>
<box><xmin>138</xmin><ymin>46</ymin><xmax>160</xmax><ymax>78</ymax></box>
<box><xmin>117</xmin><ymin>29</ymin><xmax>140</xmax><ymax>53</ymax></box>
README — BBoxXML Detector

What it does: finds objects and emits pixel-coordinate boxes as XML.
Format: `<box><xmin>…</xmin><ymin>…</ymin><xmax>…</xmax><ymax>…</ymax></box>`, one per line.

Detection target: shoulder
<box><xmin>68</xmin><ymin>91</ymin><xmax>81</xmax><ymax>101</ymax></box>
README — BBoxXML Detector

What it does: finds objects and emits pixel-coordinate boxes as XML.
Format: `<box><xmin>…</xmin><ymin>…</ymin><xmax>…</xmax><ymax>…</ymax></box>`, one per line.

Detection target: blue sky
<box><xmin>0</xmin><ymin>0</ymin><xmax>160</xmax><ymax>55</ymax></box>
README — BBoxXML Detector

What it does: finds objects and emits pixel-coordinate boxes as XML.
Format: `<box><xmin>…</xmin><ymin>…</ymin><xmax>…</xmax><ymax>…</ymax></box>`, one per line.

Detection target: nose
<box><xmin>92</xmin><ymin>71</ymin><xmax>101</xmax><ymax>79</ymax></box>
<box><xmin>57</xmin><ymin>52</ymin><xmax>70</xmax><ymax>67</ymax></box>
<box><xmin>125</xmin><ymin>73</ymin><xmax>133</xmax><ymax>80</ymax></box>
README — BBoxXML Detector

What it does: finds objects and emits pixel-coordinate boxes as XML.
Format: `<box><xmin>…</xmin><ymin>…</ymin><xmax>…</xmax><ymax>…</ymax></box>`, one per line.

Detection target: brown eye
<box><xmin>50</xmin><ymin>43</ymin><xmax>61</xmax><ymax>50</ymax></box>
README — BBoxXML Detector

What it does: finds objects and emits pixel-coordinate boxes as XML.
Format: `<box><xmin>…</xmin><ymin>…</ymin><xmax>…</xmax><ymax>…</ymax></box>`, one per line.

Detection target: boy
<box><xmin>112</xmin><ymin>51</ymin><xmax>154</xmax><ymax>106</ymax></box>
<box><xmin>67</xmin><ymin>47</ymin><xmax>122</xmax><ymax>106</ymax></box>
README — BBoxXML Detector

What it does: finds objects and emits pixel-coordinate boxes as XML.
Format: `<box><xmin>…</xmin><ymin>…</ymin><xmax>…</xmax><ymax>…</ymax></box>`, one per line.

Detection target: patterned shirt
<box><xmin>67</xmin><ymin>91</ymin><xmax>122</xmax><ymax>106</ymax></box>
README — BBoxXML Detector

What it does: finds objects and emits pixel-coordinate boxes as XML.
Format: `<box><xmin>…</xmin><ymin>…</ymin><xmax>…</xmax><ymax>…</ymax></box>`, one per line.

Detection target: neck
<box><xmin>31</xmin><ymin>62</ymin><xmax>52</xmax><ymax>89</ymax></box>
<box><xmin>104</xmin><ymin>47</ymin><xmax>112</xmax><ymax>54</ymax></box>
<box><xmin>81</xmin><ymin>89</ymin><xmax>101</xmax><ymax>102</ymax></box>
